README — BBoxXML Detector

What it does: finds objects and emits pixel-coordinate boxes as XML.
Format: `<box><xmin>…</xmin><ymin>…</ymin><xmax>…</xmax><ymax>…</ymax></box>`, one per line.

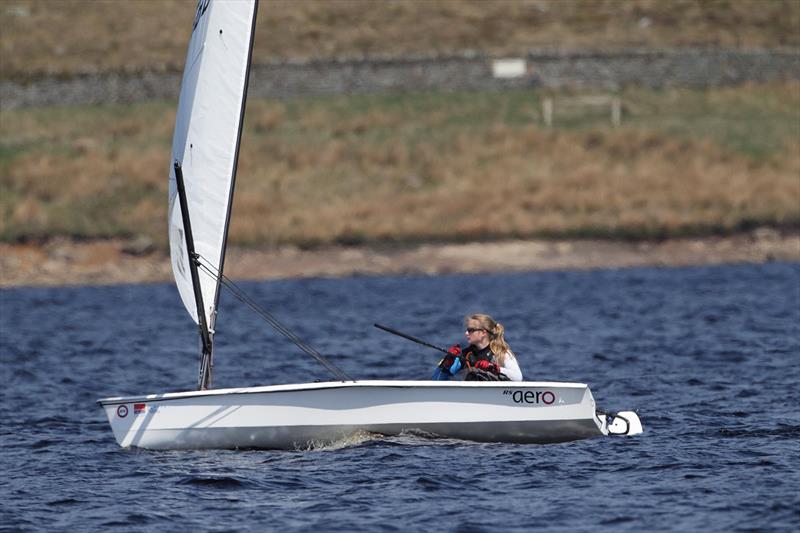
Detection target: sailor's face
<box><xmin>465</xmin><ymin>320</ymin><xmax>487</xmax><ymax>345</ymax></box>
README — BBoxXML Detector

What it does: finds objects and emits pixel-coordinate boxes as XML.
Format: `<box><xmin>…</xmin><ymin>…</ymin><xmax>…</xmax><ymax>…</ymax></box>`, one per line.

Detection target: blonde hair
<box><xmin>465</xmin><ymin>313</ymin><xmax>511</xmax><ymax>366</ymax></box>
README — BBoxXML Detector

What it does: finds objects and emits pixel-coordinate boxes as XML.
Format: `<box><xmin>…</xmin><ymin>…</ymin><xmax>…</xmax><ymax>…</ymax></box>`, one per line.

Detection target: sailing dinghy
<box><xmin>97</xmin><ymin>0</ymin><xmax>642</xmax><ymax>450</ymax></box>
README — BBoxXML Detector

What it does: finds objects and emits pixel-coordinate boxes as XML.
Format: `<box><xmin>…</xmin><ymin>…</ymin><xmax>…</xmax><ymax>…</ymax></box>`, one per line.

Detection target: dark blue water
<box><xmin>2</xmin><ymin>263</ymin><xmax>799</xmax><ymax>531</ymax></box>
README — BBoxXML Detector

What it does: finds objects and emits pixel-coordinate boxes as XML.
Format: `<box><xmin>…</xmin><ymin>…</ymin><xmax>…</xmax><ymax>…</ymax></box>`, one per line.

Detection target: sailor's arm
<box><xmin>499</xmin><ymin>351</ymin><xmax>523</xmax><ymax>381</ymax></box>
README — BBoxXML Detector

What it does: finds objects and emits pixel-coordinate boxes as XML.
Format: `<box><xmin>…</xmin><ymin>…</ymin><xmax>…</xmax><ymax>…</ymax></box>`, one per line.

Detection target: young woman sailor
<box><xmin>433</xmin><ymin>313</ymin><xmax>523</xmax><ymax>381</ymax></box>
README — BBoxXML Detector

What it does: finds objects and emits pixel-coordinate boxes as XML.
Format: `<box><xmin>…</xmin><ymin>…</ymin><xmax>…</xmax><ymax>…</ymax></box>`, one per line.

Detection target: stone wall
<box><xmin>2</xmin><ymin>48</ymin><xmax>798</xmax><ymax>110</ymax></box>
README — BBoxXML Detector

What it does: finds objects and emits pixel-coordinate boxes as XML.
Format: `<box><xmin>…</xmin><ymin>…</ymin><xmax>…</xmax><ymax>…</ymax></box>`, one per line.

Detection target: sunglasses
<box><xmin>465</xmin><ymin>327</ymin><xmax>485</xmax><ymax>334</ymax></box>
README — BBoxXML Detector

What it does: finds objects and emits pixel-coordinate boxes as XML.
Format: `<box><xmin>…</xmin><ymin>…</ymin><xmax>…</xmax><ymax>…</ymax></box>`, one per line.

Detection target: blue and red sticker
<box><xmin>116</xmin><ymin>403</ymin><xmax>147</xmax><ymax>418</ymax></box>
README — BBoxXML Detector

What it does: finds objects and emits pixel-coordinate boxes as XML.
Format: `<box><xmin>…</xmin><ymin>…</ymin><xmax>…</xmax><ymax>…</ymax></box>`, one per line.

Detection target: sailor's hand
<box><xmin>447</xmin><ymin>344</ymin><xmax>462</xmax><ymax>357</ymax></box>
<box><xmin>474</xmin><ymin>360</ymin><xmax>499</xmax><ymax>374</ymax></box>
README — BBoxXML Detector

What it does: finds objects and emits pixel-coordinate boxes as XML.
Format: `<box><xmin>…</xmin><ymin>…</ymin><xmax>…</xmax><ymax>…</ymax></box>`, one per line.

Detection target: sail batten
<box><xmin>168</xmin><ymin>0</ymin><xmax>258</xmax><ymax>328</ymax></box>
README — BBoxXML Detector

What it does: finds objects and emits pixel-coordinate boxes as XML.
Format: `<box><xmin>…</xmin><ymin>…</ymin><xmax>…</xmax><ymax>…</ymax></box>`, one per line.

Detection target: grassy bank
<box><xmin>1</xmin><ymin>83</ymin><xmax>798</xmax><ymax>248</ymax></box>
<box><xmin>2</xmin><ymin>0</ymin><xmax>799</xmax><ymax>78</ymax></box>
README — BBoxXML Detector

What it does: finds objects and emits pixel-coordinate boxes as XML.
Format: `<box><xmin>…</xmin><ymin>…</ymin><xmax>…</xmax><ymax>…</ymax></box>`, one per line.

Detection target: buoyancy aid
<box><xmin>432</xmin><ymin>344</ymin><xmax>487</xmax><ymax>380</ymax></box>
<box><xmin>463</xmin><ymin>345</ymin><xmax>511</xmax><ymax>381</ymax></box>
<box><xmin>433</xmin><ymin>344</ymin><xmax>510</xmax><ymax>381</ymax></box>
<box><xmin>464</xmin><ymin>345</ymin><xmax>493</xmax><ymax>366</ymax></box>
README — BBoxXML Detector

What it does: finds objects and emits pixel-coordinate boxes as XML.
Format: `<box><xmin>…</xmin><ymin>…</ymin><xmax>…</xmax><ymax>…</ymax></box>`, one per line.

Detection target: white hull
<box><xmin>98</xmin><ymin>381</ymin><xmax>640</xmax><ymax>450</ymax></box>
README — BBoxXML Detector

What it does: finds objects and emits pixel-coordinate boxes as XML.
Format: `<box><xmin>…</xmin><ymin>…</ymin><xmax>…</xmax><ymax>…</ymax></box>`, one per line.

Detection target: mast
<box><xmin>174</xmin><ymin>162</ymin><xmax>214</xmax><ymax>390</ymax></box>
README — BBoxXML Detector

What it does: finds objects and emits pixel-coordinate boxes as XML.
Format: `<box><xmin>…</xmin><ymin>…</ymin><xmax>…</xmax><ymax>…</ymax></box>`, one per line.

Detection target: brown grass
<box><xmin>3</xmin><ymin>84</ymin><xmax>797</xmax><ymax>248</ymax></box>
<box><xmin>231</xmin><ymin>125</ymin><xmax>799</xmax><ymax>246</ymax></box>
<box><xmin>2</xmin><ymin>0</ymin><xmax>798</xmax><ymax>78</ymax></box>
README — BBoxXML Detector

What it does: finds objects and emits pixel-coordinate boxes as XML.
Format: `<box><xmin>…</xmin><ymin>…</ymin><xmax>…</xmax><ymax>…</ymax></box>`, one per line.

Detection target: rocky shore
<box><xmin>1</xmin><ymin>229</ymin><xmax>797</xmax><ymax>288</ymax></box>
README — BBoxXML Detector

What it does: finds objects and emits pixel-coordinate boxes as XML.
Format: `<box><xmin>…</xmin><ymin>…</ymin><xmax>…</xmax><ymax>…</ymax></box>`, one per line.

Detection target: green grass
<box><xmin>619</xmin><ymin>85</ymin><xmax>800</xmax><ymax>159</ymax></box>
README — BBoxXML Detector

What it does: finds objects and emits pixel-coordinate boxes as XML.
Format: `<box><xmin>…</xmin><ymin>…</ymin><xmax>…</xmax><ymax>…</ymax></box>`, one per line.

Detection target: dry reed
<box><xmin>1</xmin><ymin>84</ymin><xmax>798</xmax><ymax>248</ymax></box>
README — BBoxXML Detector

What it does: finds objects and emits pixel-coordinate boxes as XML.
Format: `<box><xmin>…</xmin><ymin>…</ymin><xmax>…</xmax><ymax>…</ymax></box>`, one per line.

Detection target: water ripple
<box><xmin>1</xmin><ymin>263</ymin><xmax>798</xmax><ymax>531</ymax></box>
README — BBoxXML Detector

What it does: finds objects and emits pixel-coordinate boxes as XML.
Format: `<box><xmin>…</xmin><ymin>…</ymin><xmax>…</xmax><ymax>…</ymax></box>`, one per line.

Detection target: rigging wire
<box><xmin>195</xmin><ymin>255</ymin><xmax>353</xmax><ymax>382</ymax></box>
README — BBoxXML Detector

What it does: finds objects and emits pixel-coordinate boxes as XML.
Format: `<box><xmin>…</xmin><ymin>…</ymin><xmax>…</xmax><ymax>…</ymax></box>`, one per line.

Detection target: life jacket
<box><xmin>432</xmin><ymin>344</ymin><xmax>484</xmax><ymax>380</ymax></box>
<box><xmin>433</xmin><ymin>344</ymin><xmax>509</xmax><ymax>381</ymax></box>
<box><xmin>463</xmin><ymin>345</ymin><xmax>511</xmax><ymax>381</ymax></box>
<box><xmin>464</xmin><ymin>345</ymin><xmax>493</xmax><ymax>366</ymax></box>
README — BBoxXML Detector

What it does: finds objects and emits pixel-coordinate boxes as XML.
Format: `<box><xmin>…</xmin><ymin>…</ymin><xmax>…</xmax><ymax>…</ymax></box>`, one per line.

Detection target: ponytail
<box><xmin>488</xmin><ymin>321</ymin><xmax>511</xmax><ymax>366</ymax></box>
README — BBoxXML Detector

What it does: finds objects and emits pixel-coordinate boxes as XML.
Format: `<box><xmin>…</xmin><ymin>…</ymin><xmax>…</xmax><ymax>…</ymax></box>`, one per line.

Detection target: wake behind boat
<box><xmin>97</xmin><ymin>0</ymin><xmax>642</xmax><ymax>450</ymax></box>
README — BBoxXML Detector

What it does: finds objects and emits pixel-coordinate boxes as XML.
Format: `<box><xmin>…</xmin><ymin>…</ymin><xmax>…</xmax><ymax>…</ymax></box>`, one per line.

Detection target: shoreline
<box><xmin>1</xmin><ymin>230</ymin><xmax>798</xmax><ymax>288</ymax></box>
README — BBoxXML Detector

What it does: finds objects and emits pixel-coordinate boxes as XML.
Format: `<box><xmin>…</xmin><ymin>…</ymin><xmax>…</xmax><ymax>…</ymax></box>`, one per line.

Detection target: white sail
<box><xmin>168</xmin><ymin>0</ymin><xmax>257</xmax><ymax>326</ymax></box>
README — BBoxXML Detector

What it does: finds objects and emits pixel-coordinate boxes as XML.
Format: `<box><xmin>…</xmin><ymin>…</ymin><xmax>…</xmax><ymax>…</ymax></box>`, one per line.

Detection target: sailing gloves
<box><xmin>439</xmin><ymin>344</ymin><xmax>464</xmax><ymax>375</ymax></box>
<box><xmin>439</xmin><ymin>345</ymin><xmax>499</xmax><ymax>376</ymax></box>
<box><xmin>474</xmin><ymin>359</ymin><xmax>500</xmax><ymax>374</ymax></box>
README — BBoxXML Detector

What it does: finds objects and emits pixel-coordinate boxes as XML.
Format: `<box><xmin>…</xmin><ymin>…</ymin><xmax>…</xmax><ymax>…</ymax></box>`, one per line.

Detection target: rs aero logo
<box><xmin>505</xmin><ymin>390</ymin><xmax>556</xmax><ymax>405</ymax></box>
